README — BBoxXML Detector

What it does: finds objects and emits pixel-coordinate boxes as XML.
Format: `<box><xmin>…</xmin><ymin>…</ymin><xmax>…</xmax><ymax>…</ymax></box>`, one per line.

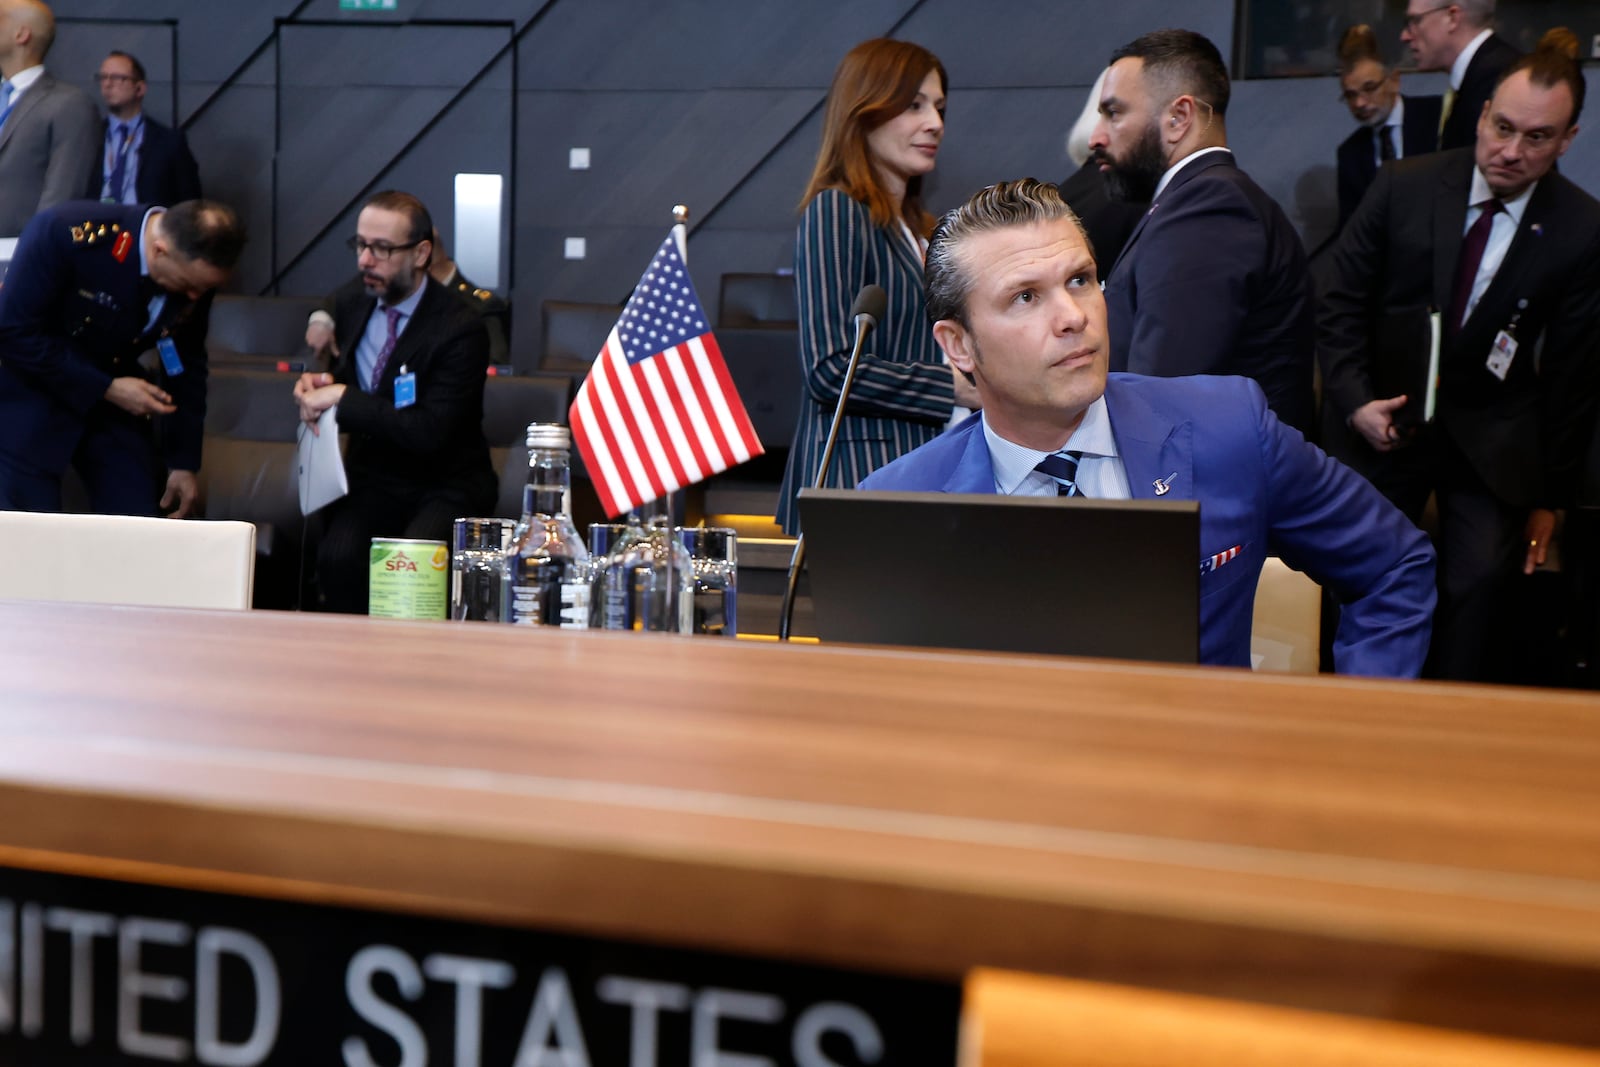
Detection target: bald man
<box><xmin>0</xmin><ymin>0</ymin><xmax>101</xmax><ymax>236</ymax></box>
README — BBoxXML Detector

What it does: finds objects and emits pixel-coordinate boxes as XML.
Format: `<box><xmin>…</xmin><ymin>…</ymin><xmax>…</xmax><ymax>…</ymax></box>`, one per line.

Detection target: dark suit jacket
<box><xmin>327</xmin><ymin>275</ymin><xmax>496</xmax><ymax>503</ymax></box>
<box><xmin>0</xmin><ymin>200</ymin><xmax>212</xmax><ymax>475</ymax></box>
<box><xmin>91</xmin><ymin>115</ymin><xmax>203</xmax><ymax>206</ymax></box>
<box><xmin>1439</xmin><ymin>33</ymin><xmax>1521</xmax><ymax>151</ymax></box>
<box><xmin>1316</xmin><ymin>148</ymin><xmax>1600</xmax><ymax>510</ymax></box>
<box><xmin>1103</xmin><ymin>151</ymin><xmax>1316</xmax><ymax>436</ymax></box>
<box><xmin>860</xmin><ymin>374</ymin><xmax>1436</xmax><ymax>677</ymax></box>
<box><xmin>1336</xmin><ymin>94</ymin><xmax>1443</xmax><ymax>228</ymax></box>
<box><xmin>0</xmin><ymin>73</ymin><xmax>103</xmax><ymax>235</ymax></box>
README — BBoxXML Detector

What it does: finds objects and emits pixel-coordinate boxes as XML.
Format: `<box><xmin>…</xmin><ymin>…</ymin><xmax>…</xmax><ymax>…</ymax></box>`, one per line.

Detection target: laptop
<box><xmin>798</xmin><ymin>488</ymin><xmax>1200</xmax><ymax>664</ymax></box>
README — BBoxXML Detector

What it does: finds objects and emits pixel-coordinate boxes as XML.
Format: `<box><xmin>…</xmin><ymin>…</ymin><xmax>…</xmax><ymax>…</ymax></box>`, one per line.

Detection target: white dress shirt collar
<box><xmin>983</xmin><ymin>396</ymin><xmax>1119</xmax><ymax>495</ymax></box>
<box><xmin>4</xmin><ymin>64</ymin><xmax>45</xmax><ymax>96</ymax></box>
<box><xmin>1153</xmin><ymin>146</ymin><xmax>1232</xmax><ymax>202</ymax></box>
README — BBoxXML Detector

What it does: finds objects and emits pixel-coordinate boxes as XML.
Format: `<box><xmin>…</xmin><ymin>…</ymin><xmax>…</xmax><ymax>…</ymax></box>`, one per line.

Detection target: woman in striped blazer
<box><xmin>775</xmin><ymin>38</ymin><xmax>972</xmax><ymax>534</ymax></box>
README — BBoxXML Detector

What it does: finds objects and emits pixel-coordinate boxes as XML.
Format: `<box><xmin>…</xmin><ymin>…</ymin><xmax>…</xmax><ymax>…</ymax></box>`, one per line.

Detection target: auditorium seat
<box><xmin>206</xmin><ymin>294</ymin><xmax>323</xmax><ymax>367</ymax></box>
<box><xmin>0</xmin><ymin>510</ymin><xmax>255</xmax><ymax>610</ymax></box>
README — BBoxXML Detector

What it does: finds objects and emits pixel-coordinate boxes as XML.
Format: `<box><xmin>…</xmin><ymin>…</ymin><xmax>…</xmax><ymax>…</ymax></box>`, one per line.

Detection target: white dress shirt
<box><xmin>981</xmin><ymin>397</ymin><xmax>1132</xmax><ymax>499</ymax></box>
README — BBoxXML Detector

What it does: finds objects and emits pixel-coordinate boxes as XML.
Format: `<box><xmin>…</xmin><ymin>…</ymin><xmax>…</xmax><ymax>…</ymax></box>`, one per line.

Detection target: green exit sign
<box><xmin>339</xmin><ymin>0</ymin><xmax>397</xmax><ymax>9</ymax></box>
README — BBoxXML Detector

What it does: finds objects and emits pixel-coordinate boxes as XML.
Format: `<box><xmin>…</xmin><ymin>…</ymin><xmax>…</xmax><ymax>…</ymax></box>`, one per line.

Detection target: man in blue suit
<box><xmin>90</xmin><ymin>51</ymin><xmax>202</xmax><ymax>207</ymax></box>
<box><xmin>0</xmin><ymin>198</ymin><xmax>245</xmax><ymax>515</ymax></box>
<box><xmin>859</xmin><ymin>179</ymin><xmax>1435</xmax><ymax>677</ymax></box>
<box><xmin>1089</xmin><ymin>29</ymin><xmax>1315</xmax><ymax>437</ymax></box>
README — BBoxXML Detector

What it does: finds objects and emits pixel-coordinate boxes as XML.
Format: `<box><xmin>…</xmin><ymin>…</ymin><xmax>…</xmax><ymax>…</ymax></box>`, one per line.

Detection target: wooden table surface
<box><xmin>2</xmin><ymin>600</ymin><xmax>1599</xmax><ymax>1046</ymax></box>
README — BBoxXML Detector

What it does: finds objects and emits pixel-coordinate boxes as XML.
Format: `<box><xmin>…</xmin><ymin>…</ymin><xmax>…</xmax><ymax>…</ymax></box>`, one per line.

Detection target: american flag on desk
<box><xmin>569</xmin><ymin>225</ymin><xmax>764</xmax><ymax>517</ymax></box>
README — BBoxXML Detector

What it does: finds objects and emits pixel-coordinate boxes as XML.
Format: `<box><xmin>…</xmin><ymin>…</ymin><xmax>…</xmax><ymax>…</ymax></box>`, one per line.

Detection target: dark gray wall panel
<box><xmin>900</xmin><ymin>0</ymin><xmax>1235</xmax><ymax>87</ymax></box>
<box><xmin>516</xmin><ymin>0</ymin><xmax>919</xmax><ymax>90</ymax></box>
<box><xmin>929</xmin><ymin>87</ymin><xmax>1089</xmax><ymax>209</ymax></box>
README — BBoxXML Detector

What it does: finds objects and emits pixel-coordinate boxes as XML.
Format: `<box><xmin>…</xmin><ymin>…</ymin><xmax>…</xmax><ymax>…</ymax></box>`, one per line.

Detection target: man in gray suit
<box><xmin>0</xmin><ymin>0</ymin><xmax>101</xmax><ymax>236</ymax></box>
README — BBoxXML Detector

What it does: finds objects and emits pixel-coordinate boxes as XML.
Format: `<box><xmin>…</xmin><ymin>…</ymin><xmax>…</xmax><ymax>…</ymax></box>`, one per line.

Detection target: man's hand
<box><xmin>105</xmin><ymin>377</ymin><xmax>177</xmax><ymax>417</ymax></box>
<box><xmin>951</xmin><ymin>364</ymin><xmax>982</xmax><ymax>410</ymax></box>
<box><xmin>1349</xmin><ymin>395</ymin><xmax>1409</xmax><ymax>452</ymax></box>
<box><xmin>1524</xmin><ymin>508</ymin><xmax>1557</xmax><ymax>575</ymax></box>
<box><xmin>294</xmin><ymin>371</ymin><xmax>346</xmax><ymax>434</ymax></box>
<box><xmin>305</xmin><ymin>318</ymin><xmax>340</xmax><ymax>359</ymax></box>
<box><xmin>160</xmin><ymin>470</ymin><xmax>199</xmax><ymax>519</ymax></box>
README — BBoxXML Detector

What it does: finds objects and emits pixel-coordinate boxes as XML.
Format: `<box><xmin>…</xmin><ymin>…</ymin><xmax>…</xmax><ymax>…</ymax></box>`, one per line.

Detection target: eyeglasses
<box><xmin>1402</xmin><ymin>4</ymin><xmax>1452</xmax><ymax>31</ymax></box>
<box><xmin>96</xmin><ymin>73</ymin><xmax>136</xmax><ymax>84</ymax></box>
<box><xmin>346</xmin><ymin>237</ymin><xmax>421</xmax><ymax>260</ymax></box>
<box><xmin>1340</xmin><ymin>79</ymin><xmax>1387</xmax><ymax>103</ymax></box>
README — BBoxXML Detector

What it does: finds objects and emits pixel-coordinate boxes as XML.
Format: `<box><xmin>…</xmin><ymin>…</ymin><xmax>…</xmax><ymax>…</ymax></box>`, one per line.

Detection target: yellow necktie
<box><xmin>1438</xmin><ymin>87</ymin><xmax>1456</xmax><ymax>147</ymax></box>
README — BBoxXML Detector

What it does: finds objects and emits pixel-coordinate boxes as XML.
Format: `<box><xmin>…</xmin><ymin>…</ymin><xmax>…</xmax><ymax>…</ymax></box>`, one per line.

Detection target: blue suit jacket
<box><xmin>859</xmin><ymin>374</ymin><xmax>1436</xmax><ymax>677</ymax></box>
<box><xmin>0</xmin><ymin>201</ymin><xmax>211</xmax><ymax>477</ymax></box>
<box><xmin>1103</xmin><ymin>152</ymin><xmax>1315</xmax><ymax>437</ymax></box>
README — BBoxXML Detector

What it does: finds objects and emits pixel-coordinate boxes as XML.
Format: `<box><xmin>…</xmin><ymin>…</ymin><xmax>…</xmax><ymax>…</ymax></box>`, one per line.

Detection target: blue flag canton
<box><xmin>618</xmin><ymin>236</ymin><xmax>710</xmax><ymax>365</ymax></box>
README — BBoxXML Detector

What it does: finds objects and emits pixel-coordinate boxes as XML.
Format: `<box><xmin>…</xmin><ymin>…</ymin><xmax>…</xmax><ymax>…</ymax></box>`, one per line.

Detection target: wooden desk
<box><xmin>2</xmin><ymin>600</ymin><xmax>1599</xmax><ymax>1055</ymax></box>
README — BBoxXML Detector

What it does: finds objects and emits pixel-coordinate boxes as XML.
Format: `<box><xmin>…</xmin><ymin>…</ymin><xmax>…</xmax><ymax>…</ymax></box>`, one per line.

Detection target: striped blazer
<box><xmin>775</xmin><ymin>188</ymin><xmax>954</xmax><ymax>533</ymax></box>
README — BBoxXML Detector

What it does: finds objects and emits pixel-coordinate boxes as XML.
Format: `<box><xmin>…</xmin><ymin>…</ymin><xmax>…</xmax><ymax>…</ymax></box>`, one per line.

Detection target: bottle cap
<box><xmin>525</xmin><ymin>422</ymin><xmax>570</xmax><ymax>450</ymax></box>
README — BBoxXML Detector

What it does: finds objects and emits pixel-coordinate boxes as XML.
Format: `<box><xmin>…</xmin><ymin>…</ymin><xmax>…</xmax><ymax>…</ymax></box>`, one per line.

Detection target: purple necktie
<box><xmin>1448</xmin><ymin>199</ymin><xmax>1503</xmax><ymax>334</ymax></box>
<box><xmin>369</xmin><ymin>307</ymin><xmax>402</xmax><ymax>391</ymax></box>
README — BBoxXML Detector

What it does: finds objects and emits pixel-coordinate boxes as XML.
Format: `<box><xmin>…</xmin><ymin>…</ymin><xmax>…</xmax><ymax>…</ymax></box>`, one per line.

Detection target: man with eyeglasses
<box><xmin>1399</xmin><ymin>0</ymin><xmax>1520</xmax><ymax>151</ymax></box>
<box><xmin>90</xmin><ymin>51</ymin><xmax>201</xmax><ymax>209</ymax></box>
<box><xmin>0</xmin><ymin>0</ymin><xmax>100</xmax><ymax>237</ymax></box>
<box><xmin>1088</xmin><ymin>28</ymin><xmax>1315</xmax><ymax>438</ymax></box>
<box><xmin>1317</xmin><ymin>43</ymin><xmax>1600</xmax><ymax>682</ymax></box>
<box><xmin>1333</xmin><ymin>24</ymin><xmax>1442</xmax><ymax>229</ymax></box>
<box><xmin>294</xmin><ymin>189</ymin><xmax>496</xmax><ymax>613</ymax></box>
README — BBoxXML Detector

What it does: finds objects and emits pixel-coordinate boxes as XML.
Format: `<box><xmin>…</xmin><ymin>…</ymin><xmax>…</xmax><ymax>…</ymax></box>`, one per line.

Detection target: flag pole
<box><xmin>667</xmin><ymin>204</ymin><xmax>690</xmax><ymax>528</ymax></box>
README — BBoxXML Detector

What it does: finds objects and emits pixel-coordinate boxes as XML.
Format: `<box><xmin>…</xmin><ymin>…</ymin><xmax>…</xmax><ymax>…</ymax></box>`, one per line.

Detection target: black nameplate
<box><xmin>0</xmin><ymin>865</ymin><xmax>960</xmax><ymax>1066</ymax></box>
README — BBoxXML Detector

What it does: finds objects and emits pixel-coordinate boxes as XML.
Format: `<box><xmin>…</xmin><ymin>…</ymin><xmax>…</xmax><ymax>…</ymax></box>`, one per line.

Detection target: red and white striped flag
<box><xmin>569</xmin><ymin>225</ymin><xmax>764</xmax><ymax>517</ymax></box>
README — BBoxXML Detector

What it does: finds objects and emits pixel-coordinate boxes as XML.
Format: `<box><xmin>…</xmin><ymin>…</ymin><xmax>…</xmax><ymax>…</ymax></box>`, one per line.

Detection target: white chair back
<box><xmin>0</xmin><ymin>511</ymin><xmax>255</xmax><ymax>610</ymax></box>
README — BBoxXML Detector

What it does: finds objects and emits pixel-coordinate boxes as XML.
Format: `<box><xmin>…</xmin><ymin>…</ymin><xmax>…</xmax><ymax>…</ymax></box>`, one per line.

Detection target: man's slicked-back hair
<box><xmin>162</xmin><ymin>199</ymin><xmax>247</xmax><ymax>270</ymax></box>
<box><xmin>1109</xmin><ymin>28</ymin><xmax>1231</xmax><ymax>117</ymax></box>
<box><xmin>925</xmin><ymin>178</ymin><xmax>1087</xmax><ymax>327</ymax></box>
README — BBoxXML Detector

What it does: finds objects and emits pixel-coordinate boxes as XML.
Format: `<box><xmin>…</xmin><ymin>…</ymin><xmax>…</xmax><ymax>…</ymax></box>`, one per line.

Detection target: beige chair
<box><xmin>1251</xmin><ymin>556</ymin><xmax>1321</xmax><ymax>673</ymax></box>
<box><xmin>0</xmin><ymin>511</ymin><xmax>255</xmax><ymax>610</ymax></box>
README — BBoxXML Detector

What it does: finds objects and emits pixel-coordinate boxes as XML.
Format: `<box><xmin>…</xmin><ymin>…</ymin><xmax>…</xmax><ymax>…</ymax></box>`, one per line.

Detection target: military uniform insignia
<box><xmin>472</xmin><ymin>288</ymin><xmax>492</xmax><ymax>301</ymax></box>
<box><xmin>71</xmin><ymin>226</ymin><xmax>86</xmax><ymax>243</ymax></box>
<box><xmin>112</xmin><ymin>231</ymin><xmax>133</xmax><ymax>262</ymax></box>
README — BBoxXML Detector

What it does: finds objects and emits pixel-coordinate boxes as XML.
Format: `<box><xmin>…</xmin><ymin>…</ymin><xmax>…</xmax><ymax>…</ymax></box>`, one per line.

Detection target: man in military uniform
<box><xmin>0</xmin><ymin>198</ymin><xmax>246</xmax><ymax>515</ymax></box>
<box><xmin>427</xmin><ymin>228</ymin><xmax>510</xmax><ymax>364</ymax></box>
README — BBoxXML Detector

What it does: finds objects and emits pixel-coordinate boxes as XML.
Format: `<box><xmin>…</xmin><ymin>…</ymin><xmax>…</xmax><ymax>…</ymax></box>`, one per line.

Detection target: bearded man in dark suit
<box><xmin>1090</xmin><ymin>29</ymin><xmax>1315</xmax><ymax>438</ymax></box>
<box><xmin>294</xmin><ymin>190</ymin><xmax>496</xmax><ymax>614</ymax></box>
<box><xmin>1316</xmin><ymin>47</ymin><xmax>1600</xmax><ymax>681</ymax></box>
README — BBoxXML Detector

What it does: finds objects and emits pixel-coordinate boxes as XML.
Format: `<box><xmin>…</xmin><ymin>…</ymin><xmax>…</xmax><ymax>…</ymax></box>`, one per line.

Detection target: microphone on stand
<box><xmin>779</xmin><ymin>284</ymin><xmax>887</xmax><ymax>641</ymax></box>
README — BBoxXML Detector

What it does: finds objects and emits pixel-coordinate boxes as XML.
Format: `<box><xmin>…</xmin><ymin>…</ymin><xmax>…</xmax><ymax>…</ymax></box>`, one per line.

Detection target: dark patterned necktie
<box><xmin>1376</xmin><ymin>125</ymin><xmax>1395</xmax><ymax>162</ymax></box>
<box><xmin>1035</xmin><ymin>450</ymin><xmax>1085</xmax><ymax>496</ymax></box>
<box><xmin>368</xmin><ymin>307</ymin><xmax>403</xmax><ymax>391</ymax></box>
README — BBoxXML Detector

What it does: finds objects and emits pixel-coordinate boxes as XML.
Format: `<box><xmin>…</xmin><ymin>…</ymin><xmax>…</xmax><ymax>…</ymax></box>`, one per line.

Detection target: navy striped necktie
<box><xmin>1035</xmin><ymin>450</ymin><xmax>1085</xmax><ymax>496</ymax></box>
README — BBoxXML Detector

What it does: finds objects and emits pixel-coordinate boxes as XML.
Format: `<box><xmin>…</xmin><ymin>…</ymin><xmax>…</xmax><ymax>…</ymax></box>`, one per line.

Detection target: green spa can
<box><xmin>368</xmin><ymin>538</ymin><xmax>449</xmax><ymax>619</ymax></box>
